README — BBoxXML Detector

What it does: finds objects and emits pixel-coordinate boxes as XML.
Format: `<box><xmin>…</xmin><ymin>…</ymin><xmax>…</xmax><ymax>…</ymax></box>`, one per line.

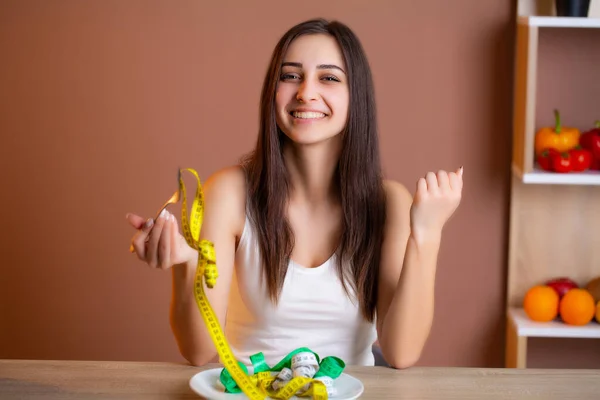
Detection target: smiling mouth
<box><xmin>290</xmin><ymin>111</ymin><xmax>327</xmax><ymax>119</ymax></box>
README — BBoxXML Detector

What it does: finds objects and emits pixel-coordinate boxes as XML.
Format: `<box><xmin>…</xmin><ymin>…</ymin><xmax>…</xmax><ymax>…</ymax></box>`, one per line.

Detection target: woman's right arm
<box><xmin>128</xmin><ymin>166</ymin><xmax>247</xmax><ymax>366</ymax></box>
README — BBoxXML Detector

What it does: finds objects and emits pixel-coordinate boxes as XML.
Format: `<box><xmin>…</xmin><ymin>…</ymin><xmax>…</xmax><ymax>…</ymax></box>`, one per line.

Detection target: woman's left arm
<box><xmin>376</xmin><ymin>168</ymin><xmax>463</xmax><ymax>369</ymax></box>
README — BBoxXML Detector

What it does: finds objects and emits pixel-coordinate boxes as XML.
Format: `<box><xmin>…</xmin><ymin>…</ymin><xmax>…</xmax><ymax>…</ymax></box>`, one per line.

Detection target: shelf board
<box><xmin>518</xmin><ymin>15</ymin><xmax>600</xmax><ymax>28</ymax></box>
<box><xmin>509</xmin><ymin>307</ymin><xmax>600</xmax><ymax>338</ymax></box>
<box><xmin>512</xmin><ymin>163</ymin><xmax>600</xmax><ymax>185</ymax></box>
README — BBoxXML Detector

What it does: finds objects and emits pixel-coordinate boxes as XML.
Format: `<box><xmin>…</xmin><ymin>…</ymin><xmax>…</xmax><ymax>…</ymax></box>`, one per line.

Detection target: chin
<box><xmin>281</xmin><ymin>129</ymin><xmax>341</xmax><ymax>146</ymax></box>
<box><xmin>278</xmin><ymin>119</ymin><xmax>343</xmax><ymax>145</ymax></box>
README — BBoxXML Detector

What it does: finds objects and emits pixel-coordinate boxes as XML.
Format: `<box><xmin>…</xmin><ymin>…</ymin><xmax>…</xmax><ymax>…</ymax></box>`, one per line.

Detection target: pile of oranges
<box><xmin>523</xmin><ymin>284</ymin><xmax>599</xmax><ymax>325</ymax></box>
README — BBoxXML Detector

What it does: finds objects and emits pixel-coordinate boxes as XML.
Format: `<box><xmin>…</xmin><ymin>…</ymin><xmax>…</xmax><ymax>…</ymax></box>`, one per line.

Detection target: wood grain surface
<box><xmin>1</xmin><ymin>360</ymin><xmax>600</xmax><ymax>399</ymax></box>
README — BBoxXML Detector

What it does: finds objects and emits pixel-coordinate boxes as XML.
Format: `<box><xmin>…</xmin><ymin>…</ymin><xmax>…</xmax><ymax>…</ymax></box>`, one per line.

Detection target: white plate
<box><xmin>189</xmin><ymin>367</ymin><xmax>364</xmax><ymax>399</ymax></box>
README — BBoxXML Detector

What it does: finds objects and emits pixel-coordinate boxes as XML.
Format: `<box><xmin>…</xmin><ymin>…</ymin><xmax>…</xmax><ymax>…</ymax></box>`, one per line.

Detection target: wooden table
<box><xmin>1</xmin><ymin>359</ymin><xmax>599</xmax><ymax>399</ymax></box>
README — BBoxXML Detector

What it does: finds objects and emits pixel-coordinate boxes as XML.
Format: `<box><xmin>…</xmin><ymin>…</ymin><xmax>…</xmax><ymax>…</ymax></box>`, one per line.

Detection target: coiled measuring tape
<box><xmin>177</xmin><ymin>168</ymin><xmax>343</xmax><ymax>399</ymax></box>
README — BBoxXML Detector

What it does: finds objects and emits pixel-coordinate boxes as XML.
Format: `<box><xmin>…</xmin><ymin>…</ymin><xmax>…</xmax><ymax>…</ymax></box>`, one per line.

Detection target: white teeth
<box><xmin>292</xmin><ymin>111</ymin><xmax>326</xmax><ymax>119</ymax></box>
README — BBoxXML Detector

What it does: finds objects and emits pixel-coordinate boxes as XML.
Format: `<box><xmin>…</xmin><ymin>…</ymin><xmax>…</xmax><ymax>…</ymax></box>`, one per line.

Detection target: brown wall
<box><xmin>1</xmin><ymin>0</ymin><xmax>596</xmax><ymax>368</ymax></box>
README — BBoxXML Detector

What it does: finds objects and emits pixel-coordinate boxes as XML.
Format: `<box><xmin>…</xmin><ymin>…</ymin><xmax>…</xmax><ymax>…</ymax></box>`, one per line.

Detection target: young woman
<box><xmin>127</xmin><ymin>18</ymin><xmax>462</xmax><ymax>370</ymax></box>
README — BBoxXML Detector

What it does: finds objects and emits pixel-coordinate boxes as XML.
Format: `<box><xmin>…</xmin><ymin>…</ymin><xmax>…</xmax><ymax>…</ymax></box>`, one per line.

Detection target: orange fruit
<box><xmin>559</xmin><ymin>289</ymin><xmax>596</xmax><ymax>326</ymax></box>
<box><xmin>523</xmin><ymin>285</ymin><xmax>559</xmax><ymax>322</ymax></box>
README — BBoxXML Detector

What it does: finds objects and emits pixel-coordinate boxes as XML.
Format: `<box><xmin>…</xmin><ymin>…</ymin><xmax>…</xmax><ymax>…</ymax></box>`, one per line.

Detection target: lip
<box><xmin>288</xmin><ymin>109</ymin><xmax>329</xmax><ymax>125</ymax></box>
<box><xmin>289</xmin><ymin>107</ymin><xmax>329</xmax><ymax>114</ymax></box>
<box><xmin>289</xmin><ymin>107</ymin><xmax>329</xmax><ymax>116</ymax></box>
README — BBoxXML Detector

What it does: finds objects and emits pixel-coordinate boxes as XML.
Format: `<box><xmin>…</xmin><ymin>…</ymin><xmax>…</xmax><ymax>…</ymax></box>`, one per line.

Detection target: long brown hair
<box><xmin>241</xmin><ymin>18</ymin><xmax>386</xmax><ymax>323</ymax></box>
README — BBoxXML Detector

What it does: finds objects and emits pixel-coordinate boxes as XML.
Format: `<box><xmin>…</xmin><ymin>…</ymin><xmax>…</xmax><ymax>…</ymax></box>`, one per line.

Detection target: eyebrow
<box><xmin>282</xmin><ymin>62</ymin><xmax>346</xmax><ymax>74</ymax></box>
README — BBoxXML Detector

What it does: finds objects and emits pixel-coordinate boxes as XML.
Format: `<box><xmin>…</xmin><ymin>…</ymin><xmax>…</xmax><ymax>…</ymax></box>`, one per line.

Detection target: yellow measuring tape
<box><xmin>176</xmin><ymin>168</ymin><xmax>330</xmax><ymax>399</ymax></box>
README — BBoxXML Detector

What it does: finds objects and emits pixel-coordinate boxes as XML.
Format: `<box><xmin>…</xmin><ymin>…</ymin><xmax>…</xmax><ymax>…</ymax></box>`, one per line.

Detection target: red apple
<box><xmin>546</xmin><ymin>277</ymin><xmax>578</xmax><ymax>298</ymax></box>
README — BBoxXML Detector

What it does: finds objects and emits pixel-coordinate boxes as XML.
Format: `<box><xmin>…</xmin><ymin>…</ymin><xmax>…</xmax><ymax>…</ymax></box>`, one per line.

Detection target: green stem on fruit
<box><xmin>595</xmin><ymin>120</ymin><xmax>600</xmax><ymax>129</ymax></box>
<box><xmin>554</xmin><ymin>109</ymin><xmax>561</xmax><ymax>133</ymax></box>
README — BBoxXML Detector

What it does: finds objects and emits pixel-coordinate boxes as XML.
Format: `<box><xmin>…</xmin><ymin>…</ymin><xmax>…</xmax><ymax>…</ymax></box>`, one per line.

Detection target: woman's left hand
<box><xmin>409</xmin><ymin>167</ymin><xmax>463</xmax><ymax>240</ymax></box>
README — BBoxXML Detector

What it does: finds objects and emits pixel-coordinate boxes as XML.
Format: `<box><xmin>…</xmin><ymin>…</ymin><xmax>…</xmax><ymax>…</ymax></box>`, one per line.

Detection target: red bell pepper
<box><xmin>568</xmin><ymin>146</ymin><xmax>592</xmax><ymax>172</ymax></box>
<box><xmin>579</xmin><ymin>121</ymin><xmax>600</xmax><ymax>170</ymax></box>
<box><xmin>537</xmin><ymin>148</ymin><xmax>559</xmax><ymax>171</ymax></box>
<box><xmin>551</xmin><ymin>152</ymin><xmax>573</xmax><ymax>173</ymax></box>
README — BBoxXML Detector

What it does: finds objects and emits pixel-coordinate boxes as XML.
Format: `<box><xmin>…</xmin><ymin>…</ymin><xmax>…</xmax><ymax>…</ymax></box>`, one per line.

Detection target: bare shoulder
<box><xmin>203</xmin><ymin>165</ymin><xmax>247</xmax><ymax>196</ymax></box>
<box><xmin>201</xmin><ymin>165</ymin><xmax>247</xmax><ymax>238</ymax></box>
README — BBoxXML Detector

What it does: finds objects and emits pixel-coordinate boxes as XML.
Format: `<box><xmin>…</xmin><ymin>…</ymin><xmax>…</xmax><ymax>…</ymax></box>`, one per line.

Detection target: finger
<box><xmin>171</xmin><ymin>212</ymin><xmax>180</xmax><ymax>258</ymax></box>
<box><xmin>126</xmin><ymin>213</ymin><xmax>146</xmax><ymax>229</ymax></box>
<box><xmin>157</xmin><ymin>212</ymin><xmax>173</xmax><ymax>269</ymax></box>
<box><xmin>131</xmin><ymin>218</ymin><xmax>154</xmax><ymax>259</ymax></box>
<box><xmin>146</xmin><ymin>209</ymin><xmax>168</xmax><ymax>268</ymax></box>
<box><xmin>450</xmin><ymin>170</ymin><xmax>464</xmax><ymax>191</ymax></box>
<box><xmin>437</xmin><ymin>170</ymin><xmax>450</xmax><ymax>192</ymax></box>
<box><xmin>416</xmin><ymin>177</ymin><xmax>427</xmax><ymax>198</ymax></box>
<box><xmin>425</xmin><ymin>172</ymin><xmax>438</xmax><ymax>194</ymax></box>
<box><xmin>453</xmin><ymin>166</ymin><xmax>464</xmax><ymax>190</ymax></box>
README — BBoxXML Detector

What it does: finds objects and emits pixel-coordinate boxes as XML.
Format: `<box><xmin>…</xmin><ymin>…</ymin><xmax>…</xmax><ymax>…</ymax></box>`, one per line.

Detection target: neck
<box><xmin>283</xmin><ymin>137</ymin><xmax>342</xmax><ymax>205</ymax></box>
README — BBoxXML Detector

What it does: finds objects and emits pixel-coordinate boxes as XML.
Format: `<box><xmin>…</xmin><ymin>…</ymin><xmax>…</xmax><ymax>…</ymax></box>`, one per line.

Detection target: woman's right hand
<box><xmin>126</xmin><ymin>210</ymin><xmax>197</xmax><ymax>270</ymax></box>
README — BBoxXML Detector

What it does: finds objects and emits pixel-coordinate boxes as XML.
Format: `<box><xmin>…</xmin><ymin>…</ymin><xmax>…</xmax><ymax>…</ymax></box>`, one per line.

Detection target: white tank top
<box><xmin>224</xmin><ymin>215</ymin><xmax>378</xmax><ymax>369</ymax></box>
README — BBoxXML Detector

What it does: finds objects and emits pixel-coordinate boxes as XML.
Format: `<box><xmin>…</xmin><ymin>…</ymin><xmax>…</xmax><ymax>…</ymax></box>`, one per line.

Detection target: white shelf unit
<box><xmin>509</xmin><ymin>307</ymin><xmax>600</xmax><ymax>338</ymax></box>
<box><xmin>512</xmin><ymin>164</ymin><xmax>600</xmax><ymax>185</ymax></box>
<box><xmin>506</xmin><ymin>308</ymin><xmax>600</xmax><ymax>369</ymax></box>
<box><xmin>511</xmin><ymin>6</ymin><xmax>600</xmax><ymax>186</ymax></box>
<box><xmin>505</xmin><ymin>0</ymin><xmax>600</xmax><ymax>369</ymax></box>
<box><xmin>519</xmin><ymin>15</ymin><xmax>600</xmax><ymax>28</ymax></box>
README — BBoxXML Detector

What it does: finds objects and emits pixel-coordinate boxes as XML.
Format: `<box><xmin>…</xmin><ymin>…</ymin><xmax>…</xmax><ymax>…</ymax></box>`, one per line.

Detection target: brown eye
<box><xmin>281</xmin><ymin>73</ymin><xmax>300</xmax><ymax>81</ymax></box>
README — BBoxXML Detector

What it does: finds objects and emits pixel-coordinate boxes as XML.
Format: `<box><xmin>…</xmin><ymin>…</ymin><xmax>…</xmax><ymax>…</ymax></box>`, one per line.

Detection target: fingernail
<box><xmin>125</xmin><ymin>213</ymin><xmax>130</xmax><ymax>219</ymax></box>
<box><xmin>460</xmin><ymin>166</ymin><xmax>464</xmax><ymax>175</ymax></box>
<box><xmin>159</xmin><ymin>209</ymin><xmax>167</xmax><ymax>219</ymax></box>
<box><xmin>144</xmin><ymin>219</ymin><xmax>154</xmax><ymax>229</ymax></box>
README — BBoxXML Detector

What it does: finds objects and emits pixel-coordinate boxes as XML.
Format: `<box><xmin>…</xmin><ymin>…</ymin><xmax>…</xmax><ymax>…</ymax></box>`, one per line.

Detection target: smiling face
<box><xmin>275</xmin><ymin>34</ymin><xmax>349</xmax><ymax>146</ymax></box>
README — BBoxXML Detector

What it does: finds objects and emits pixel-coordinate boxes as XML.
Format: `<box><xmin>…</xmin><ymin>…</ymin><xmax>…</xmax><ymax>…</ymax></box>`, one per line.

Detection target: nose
<box><xmin>296</xmin><ymin>79</ymin><xmax>319</xmax><ymax>103</ymax></box>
